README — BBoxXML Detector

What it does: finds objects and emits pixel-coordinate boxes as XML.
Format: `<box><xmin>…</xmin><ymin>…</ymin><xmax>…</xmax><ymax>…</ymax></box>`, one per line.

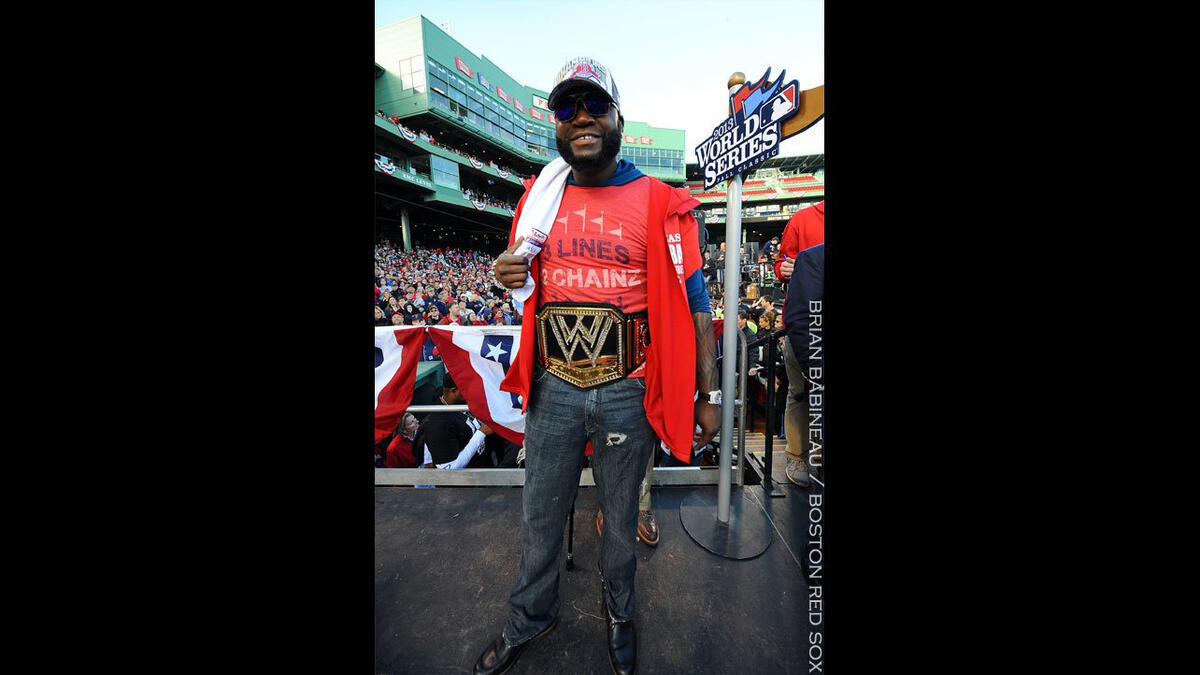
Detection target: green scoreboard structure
<box><xmin>375</xmin><ymin>15</ymin><xmax>823</xmax><ymax>251</ymax></box>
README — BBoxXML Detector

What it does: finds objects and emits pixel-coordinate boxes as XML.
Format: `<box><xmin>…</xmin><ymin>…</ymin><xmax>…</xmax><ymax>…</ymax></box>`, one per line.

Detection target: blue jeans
<box><xmin>503</xmin><ymin>366</ymin><xmax>656</xmax><ymax>645</ymax></box>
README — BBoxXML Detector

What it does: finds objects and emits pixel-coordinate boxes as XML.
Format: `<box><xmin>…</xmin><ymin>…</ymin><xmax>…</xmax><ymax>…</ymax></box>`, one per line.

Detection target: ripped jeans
<box><xmin>503</xmin><ymin>366</ymin><xmax>656</xmax><ymax>645</ymax></box>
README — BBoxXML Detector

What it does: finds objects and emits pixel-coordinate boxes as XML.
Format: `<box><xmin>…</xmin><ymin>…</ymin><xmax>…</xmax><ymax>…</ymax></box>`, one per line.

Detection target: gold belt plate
<box><xmin>536</xmin><ymin>305</ymin><xmax>627</xmax><ymax>388</ymax></box>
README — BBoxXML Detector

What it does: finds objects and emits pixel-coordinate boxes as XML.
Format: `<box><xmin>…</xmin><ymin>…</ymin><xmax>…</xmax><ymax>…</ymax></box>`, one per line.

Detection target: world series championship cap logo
<box><xmin>549</xmin><ymin>56</ymin><xmax>621</xmax><ymax>109</ymax></box>
<box><xmin>574</xmin><ymin>62</ymin><xmax>597</xmax><ymax>80</ymax></box>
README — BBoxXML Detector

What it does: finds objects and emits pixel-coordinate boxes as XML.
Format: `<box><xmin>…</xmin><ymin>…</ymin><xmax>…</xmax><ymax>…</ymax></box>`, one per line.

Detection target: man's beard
<box><xmin>556</xmin><ymin>125</ymin><xmax>623</xmax><ymax>170</ymax></box>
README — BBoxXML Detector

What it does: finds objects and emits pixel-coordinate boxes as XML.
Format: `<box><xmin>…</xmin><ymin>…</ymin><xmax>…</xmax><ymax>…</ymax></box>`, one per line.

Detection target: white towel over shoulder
<box><xmin>510</xmin><ymin>158</ymin><xmax>572</xmax><ymax>303</ymax></box>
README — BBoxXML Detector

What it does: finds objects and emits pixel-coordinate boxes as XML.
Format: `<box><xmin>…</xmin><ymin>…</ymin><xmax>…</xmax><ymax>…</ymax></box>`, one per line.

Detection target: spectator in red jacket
<box><xmin>772</xmin><ymin>201</ymin><xmax>825</xmax><ymax>283</ymax></box>
<box><xmin>385</xmin><ymin>413</ymin><xmax>421</xmax><ymax>468</ymax></box>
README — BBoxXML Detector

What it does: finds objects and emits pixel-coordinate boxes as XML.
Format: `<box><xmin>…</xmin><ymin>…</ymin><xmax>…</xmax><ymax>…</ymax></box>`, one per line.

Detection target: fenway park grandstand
<box><xmin>375</xmin><ymin>15</ymin><xmax>823</xmax><ymax>675</ymax></box>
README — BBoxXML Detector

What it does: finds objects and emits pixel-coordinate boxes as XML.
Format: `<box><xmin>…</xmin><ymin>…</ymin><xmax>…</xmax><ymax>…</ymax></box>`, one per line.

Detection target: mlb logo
<box><xmin>574</xmin><ymin>62</ymin><xmax>597</xmax><ymax>79</ymax></box>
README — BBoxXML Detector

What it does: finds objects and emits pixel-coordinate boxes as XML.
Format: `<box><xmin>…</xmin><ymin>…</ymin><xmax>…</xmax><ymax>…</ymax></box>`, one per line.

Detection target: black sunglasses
<box><xmin>554</xmin><ymin>93</ymin><xmax>617</xmax><ymax>123</ymax></box>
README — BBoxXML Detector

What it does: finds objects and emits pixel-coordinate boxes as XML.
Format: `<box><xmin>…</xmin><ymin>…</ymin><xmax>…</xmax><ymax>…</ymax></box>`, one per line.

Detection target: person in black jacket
<box><xmin>783</xmin><ymin>244</ymin><xmax>823</xmax><ymax>367</ymax></box>
<box><xmin>783</xmin><ymin>243</ymin><xmax>824</xmax><ymax>485</ymax></box>
<box><xmin>737</xmin><ymin>308</ymin><xmax>761</xmax><ymax>376</ymax></box>
<box><xmin>413</xmin><ymin>372</ymin><xmax>494</xmax><ymax>469</ymax></box>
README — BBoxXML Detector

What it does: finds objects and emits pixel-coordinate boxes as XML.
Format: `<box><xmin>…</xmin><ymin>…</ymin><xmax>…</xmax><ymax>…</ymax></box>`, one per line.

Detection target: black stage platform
<box><xmin>376</xmin><ymin>482</ymin><xmax>816</xmax><ymax>674</ymax></box>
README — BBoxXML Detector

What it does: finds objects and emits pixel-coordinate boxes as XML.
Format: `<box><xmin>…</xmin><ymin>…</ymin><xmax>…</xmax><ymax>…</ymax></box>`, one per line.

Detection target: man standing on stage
<box><xmin>474</xmin><ymin>57</ymin><xmax>721</xmax><ymax>675</ymax></box>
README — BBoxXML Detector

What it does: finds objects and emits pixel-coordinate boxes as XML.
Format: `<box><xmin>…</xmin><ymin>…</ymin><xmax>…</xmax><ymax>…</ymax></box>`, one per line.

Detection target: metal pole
<box><xmin>718</xmin><ymin>72</ymin><xmax>747</xmax><ymax>524</ymax></box>
<box><xmin>737</xmin><ymin>328</ymin><xmax>746</xmax><ymax>488</ymax></box>
<box><xmin>404</xmin><ymin>404</ymin><xmax>469</xmax><ymax>412</ymax></box>
<box><xmin>763</xmin><ymin>331</ymin><xmax>783</xmax><ymax>496</ymax></box>
<box><xmin>401</xmin><ymin>207</ymin><xmax>412</xmax><ymax>251</ymax></box>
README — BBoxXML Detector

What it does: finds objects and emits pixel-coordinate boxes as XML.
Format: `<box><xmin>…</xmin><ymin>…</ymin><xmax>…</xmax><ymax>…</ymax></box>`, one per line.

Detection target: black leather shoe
<box><xmin>601</xmin><ymin>596</ymin><xmax>636</xmax><ymax>675</ymax></box>
<box><xmin>473</xmin><ymin>618</ymin><xmax>558</xmax><ymax>675</ymax></box>
<box><xmin>606</xmin><ymin>616</ymin><xmax>637</xmax><ymax>675</ymax></box>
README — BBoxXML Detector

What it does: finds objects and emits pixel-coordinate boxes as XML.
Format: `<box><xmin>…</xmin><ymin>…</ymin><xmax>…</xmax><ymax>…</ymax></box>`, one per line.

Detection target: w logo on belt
<box><xmin>549</xmin><ymin>313</ymin><xmax>614</xmax><ymax>367</ymax></box>
<box><xmin>536</xmin><ymin>304</ymin><xmax>636</xmax><ymax>389</ymax></box>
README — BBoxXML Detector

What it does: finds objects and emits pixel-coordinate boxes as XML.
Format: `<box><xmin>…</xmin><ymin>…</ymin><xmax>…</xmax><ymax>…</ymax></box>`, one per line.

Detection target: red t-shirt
<box><xmin>538</xmin><ymin>177</ymin><xmax>650</xmax><ymax>314</ymax></box>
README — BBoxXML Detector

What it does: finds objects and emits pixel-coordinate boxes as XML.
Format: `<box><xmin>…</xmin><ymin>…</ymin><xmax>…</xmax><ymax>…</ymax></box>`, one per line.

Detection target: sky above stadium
<box><xmin>375</xmin><ymin>0</ymin><xmax>824</xmax><ymax>162</ymax></box>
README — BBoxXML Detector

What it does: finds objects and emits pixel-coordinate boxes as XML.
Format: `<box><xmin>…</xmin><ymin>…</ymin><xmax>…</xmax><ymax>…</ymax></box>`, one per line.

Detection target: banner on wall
<box><xmin>375</xmin><ymin>155</ymin><xmax>396</xmax><ymax>174</ymax></box>
<box><xmin>455</xmin><ymin>56</ymin><xmax>474</xmax><ymax>77</ymax></box>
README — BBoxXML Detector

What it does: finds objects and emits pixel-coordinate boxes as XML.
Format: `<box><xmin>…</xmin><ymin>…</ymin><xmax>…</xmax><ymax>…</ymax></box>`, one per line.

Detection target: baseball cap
<box><xmin>548</xmin><ymin>57</ymin><xmax>621</xmax><ymax>111</ymax></box>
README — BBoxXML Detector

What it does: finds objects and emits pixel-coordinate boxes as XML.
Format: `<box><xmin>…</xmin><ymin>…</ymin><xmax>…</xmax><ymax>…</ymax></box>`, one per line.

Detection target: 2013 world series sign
<box><xmin>696</xmin><ymin>68</ymin><xmax>801</xmax><ymax>190</ymax></box>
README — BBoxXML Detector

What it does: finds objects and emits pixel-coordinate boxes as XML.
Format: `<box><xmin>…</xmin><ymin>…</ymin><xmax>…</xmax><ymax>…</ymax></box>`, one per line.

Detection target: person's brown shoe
<box><xmin>595</xmin><ymin>509</ymin><xmax>604</xmax><ymax>537</ymax></box>
<box><xmin>636</xmin><ymin>510</ymin><xmax>659</xmax><ymax>547</ymax></box>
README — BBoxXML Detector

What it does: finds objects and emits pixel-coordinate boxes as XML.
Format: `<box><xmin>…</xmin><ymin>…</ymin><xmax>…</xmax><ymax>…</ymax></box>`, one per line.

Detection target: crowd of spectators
<box><xmin>377</xmin><ymin>107</ymin><xmax>528</xmax><ymax>180</ymax></box>
<box><xmin>702</xmin><ymin>240</ymin><xmax>797</xmax><ymax>435</ymax></box>
<box><xmin>461</xmin><ymin>188</ymin><xmax>516</xmax><ymax>211</ymax></box>
<box><xmin>375</xmin><ymin>242</ymin><xmax>521</xmax><ymax>334</ymax></box>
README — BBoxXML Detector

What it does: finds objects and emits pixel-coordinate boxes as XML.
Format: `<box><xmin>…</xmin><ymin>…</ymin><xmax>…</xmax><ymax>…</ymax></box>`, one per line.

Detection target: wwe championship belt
<box><xmin>536</xmin><ymin>302</ymin><xmax>650</xmax><ymax>388</ymax></box>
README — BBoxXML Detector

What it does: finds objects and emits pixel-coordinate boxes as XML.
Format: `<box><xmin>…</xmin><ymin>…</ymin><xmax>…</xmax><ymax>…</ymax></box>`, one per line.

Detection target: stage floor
<box><xmin>375</xmin><ymin>478</ymin><xmax>817</xmax><ymax>674</ymax></box>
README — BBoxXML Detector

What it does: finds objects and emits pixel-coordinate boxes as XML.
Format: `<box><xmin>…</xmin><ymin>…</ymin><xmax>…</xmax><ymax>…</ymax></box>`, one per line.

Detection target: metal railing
<box><xmin>375</xmin><ymin>465</ymin><xmax>732</xmax><ymax>487</ymax></box>
<box><xmin>376</xmin><ymin>401</ymin><xmax>740</xmax><ymax>488</ymax></box>
<box><xmin>738</xmin><ymin>326</ymin><xmax>788</xmax><ymax>494</ymax></box>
